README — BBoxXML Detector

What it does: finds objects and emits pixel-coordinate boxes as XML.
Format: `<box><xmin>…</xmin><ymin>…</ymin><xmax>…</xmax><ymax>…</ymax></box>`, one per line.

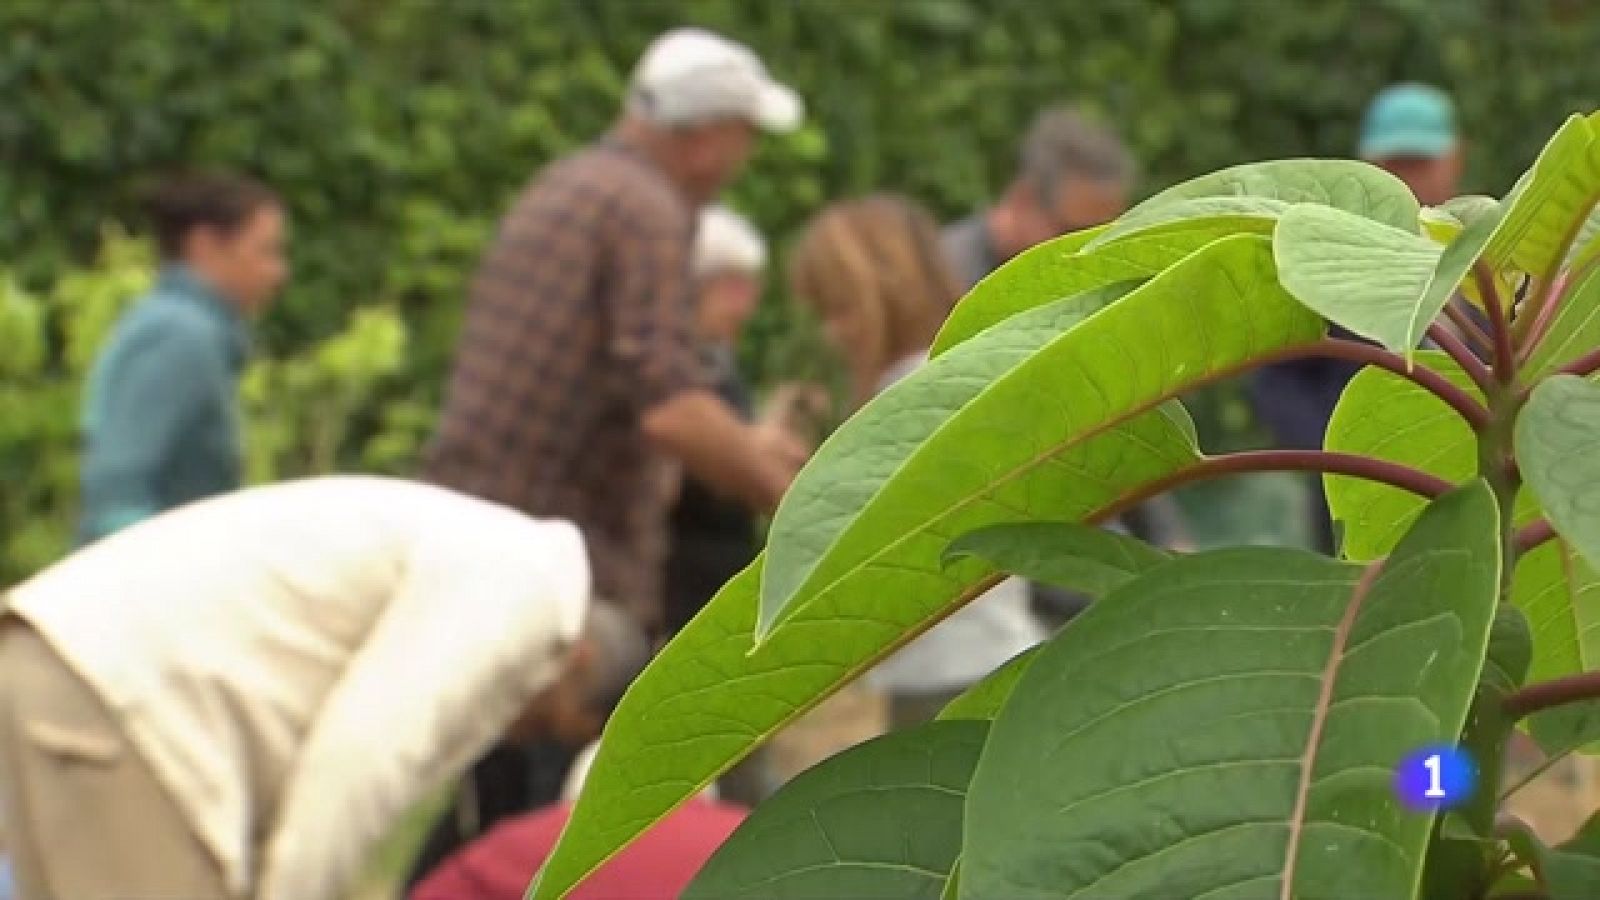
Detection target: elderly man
<box><xmin>0</xmin><ymin>477</ymin><xmax>639</xmax><ymax>900</ymax></box>
<box><xmin>943</xmin><ymin>107</ymin><xmax>1134</xmax><ymax>290</ymax></box>
<box><xmin>426</xmin><ymin>28</ymin><xmax>808</xmax><ymax>635</ymax></box>
<box><xmin>943</xmin><ymin>108</ymin><xmax>1188</xmax><ymax>627</ymax></box>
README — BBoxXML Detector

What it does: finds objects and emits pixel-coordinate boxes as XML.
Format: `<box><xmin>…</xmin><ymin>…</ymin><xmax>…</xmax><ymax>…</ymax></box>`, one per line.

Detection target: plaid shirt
<box><xmin>425</xmin><ymin>137</ymin><xmax>709</xmax><ymax>625</ymax></box>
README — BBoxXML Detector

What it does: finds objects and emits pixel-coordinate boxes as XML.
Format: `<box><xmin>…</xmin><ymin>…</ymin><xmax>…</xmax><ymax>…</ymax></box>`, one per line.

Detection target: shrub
<box><xmin>535</xmin><ymin>114</ymin><xmax>1600</xmax><ymax>898</ymax></box>
<box><xmin>4</xmin><ymin>0</ymin><xmax>1600</xmax><ymax>581</ymax></box>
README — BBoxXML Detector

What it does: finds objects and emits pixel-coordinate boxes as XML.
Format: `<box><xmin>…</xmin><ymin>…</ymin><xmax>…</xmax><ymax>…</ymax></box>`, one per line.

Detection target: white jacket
<box><xmin>6</xmin><ymin>476</ymin><xmax>590</xmax><ymax>900</ymax></box>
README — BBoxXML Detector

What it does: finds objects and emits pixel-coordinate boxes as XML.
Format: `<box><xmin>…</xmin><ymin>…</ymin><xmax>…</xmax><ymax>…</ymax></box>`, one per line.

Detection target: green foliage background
<box><xmin>3</xmin><ymin>0</ymin><xmax>1597</xmax><ymax>582</ymax></box>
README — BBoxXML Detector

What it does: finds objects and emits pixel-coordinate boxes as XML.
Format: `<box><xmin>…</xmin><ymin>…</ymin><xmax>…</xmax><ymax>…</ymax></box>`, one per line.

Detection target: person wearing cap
<box><xmin>426</xmin><ymin>27</ymin><xmax>806</xmax><ymax>635</ymax></box>
<box><xmin>419</xmin><ymin>26</ymin><xmax>806</xmax><ymax>875</ymax></box>
<box><xmin>1359</xmin><ymin>82</ymin><xmax>1463</xmax><ymax>206</ymax></box>
<box><xmin>0</xmin><ymin>476</ymin><xmax>614</xmax><ymax>900</ymax></box>
<box><xmin>1248</xmin><ymin>83</ymin><xmax>1463</xmax><ymax>553</ymax></box>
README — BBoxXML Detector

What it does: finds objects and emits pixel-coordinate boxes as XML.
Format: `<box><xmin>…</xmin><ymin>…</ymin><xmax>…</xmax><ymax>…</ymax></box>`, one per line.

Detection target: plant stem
<box><xmin>1444</xmin><ymin>299</ymin><xmax>1495</xmax><ymax>358</ymax></box>
<box><xmin>1504</xmin><ymin>669</ymin><xmax>1600</xmax><ymax>720</ymax></box>
<box><xmin>1428</xmin><ymin>321</ymin><xmax>1497</xmax><ymax>395</ymax></box>
<box><xmin>1514</xmin><ymin>519</ymin><xmax>1557</xmax><ymax>554</ymax></box>
<box><xmin>1286</xmin><ymin>339</ymin><xmax>1490</xmax><ymax>430</ymax></box>
<box><xmin>1091</xmin><ymin>450</ymin><xmax>1453</xmax><ymax>525</ymax></box>
<box><xmin>1476</xmin><ymin>261</ymin><xmax>1518</xmax><ymax>383</ymax></box>
<box><xmin>1559</xmin><ymin>345</ymin><xmax>1600</xmax><ymax>378</ymax></box>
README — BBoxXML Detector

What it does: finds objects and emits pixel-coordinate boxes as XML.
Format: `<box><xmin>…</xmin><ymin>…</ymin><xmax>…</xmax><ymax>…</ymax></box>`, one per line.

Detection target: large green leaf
<box><xmin>684</xmin><ymin>720</ymin><xmax>985</xmax><ymax>899</ymax></box>
<box><xmin>1512</xmin><ymin>538</ymin><xmax>1600</xmax><ymax>685</ymax></box>
<box><xmin>1325</xmin><ymin>356</ymin><xmax>1580</xmax><ymax>680</ymax></box>
<box><xmin>1325</xmin><ymin>351</ymin><xmax>1483</xmax><ymax>559</ymax></box>
<box><xmin>936</xmin><ymin>646</ymin><xmax>1041</xmax><ymax>723</ymax></box>
<box><xmin>1274</xmin><ymin>203</ymin><xmax>1501</xmax><ymax>356</ymax></box>
<box><xmin>530</xmin><ymin>315</ymin><xmax>1209</xmax><ymax>897</ymax></box>
<box><xmin>1091</xmin><ymin>158</ymin><xmax>1420</xmax><ymax>246</ymax></box>
<box><xmin>1524</xmin><ymin>264</ymin><xmax>1600</xmax><ymax>379</ymax></box>
<box><xmin>1483</xmin><ymin>113</ymin><xmax>1600</xmax><ymax>279</ymax></box>
<box><xmin>929</xmin><ymin>225</ymin><xmax>1231</xmax><ymax>357</ymax></box>
<box><xmin>962</xmin><ymin>483</ymin><xmax>1502</xmax><ymax>899</ymax></box>
<box><xmin>760</xmin><ymin>235</ymin><xmax>1324</xmax><ymax>636</ymax></box>
<box><xmin>943</xmin><ymin>521</ymin><xmax>1169</xmax><ymax>598</ymax></box>
<box><xmin>1517</xmin><ymin>375</ymin><xmax>1600</xmax><ymax>569</ymax></box>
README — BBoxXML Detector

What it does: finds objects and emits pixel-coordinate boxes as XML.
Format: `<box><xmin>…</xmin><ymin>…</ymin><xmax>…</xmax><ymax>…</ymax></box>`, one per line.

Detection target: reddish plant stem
<box><xmin>1427</xmin><ymin>321</ymin><xmax>1496</xmax><ymax>396</ymax></box>
<box><xmin>1443</xmin><ymin>299</ymin><xmax>1494</xmax><ymax>358</ymax></box>
<box><xmin>1281</xmin><ymin>338</ymin><xmax>1490</xmax><ymax>429</ymax></box>
<box><xmin>1476</xmin><ymin>261</ymin><xmax>1517</xmax><ymax>383</ymax></box>
<box><xmin>1559</xmin><ymin>345</ymin><xmax>1600</xmax><ymax>379</ymax></box>
<box><xmin>1504</xmin><ymin>668</ymin><xmax>1600</xmax><ymax>721</ymax></box>
<box><xmin>1514</xmin><ymin>519</ymin><xmax>1557</xmax><ymax>555</ymax></box>
<box><xmin>1092</xmin><ymin>450</ymin><xmax>1453</xmax><ymax>526</ymax></box>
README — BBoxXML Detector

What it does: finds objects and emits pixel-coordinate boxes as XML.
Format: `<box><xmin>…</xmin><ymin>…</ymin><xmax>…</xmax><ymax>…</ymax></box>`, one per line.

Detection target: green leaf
<box><xmin>1512</xmin><ymin>538</ymin><xmax>1600</xmax><ymax>685</ymax></box>
<box><xmin>1325</xmin><ymin>351</ymin><xmax>1483</xmax><ymax>560</ymax></box>
<box><xmin>760</xmin><ymin>235</ymin><xmax>1323</xmax><ymax>637</ymax></box>
<box><xmin>1562</xmin><ymin>203</ymin><xmax>1600</xmax><ymax>275</ymax></box>
<box><xmin>1442</xmin><ymin>195</ymin><xmax>1504</xmax><ymax>229</ymax></box>
<box><xmin>684</xmin><ymin>720</ymin><xmax>985</xmax><ymax>899</ymax></box>
<box><xmin>531</xmin><ymin>340</ymin><xmax>1205</xmax><ymax>895</ymax></box>
<box><xmin>1483</xmin><ymin>113</ymin><xmax>1600</xmax><ymax>278</ymax></box>
<box><xmin>943</xmin><ymin>521</ymin><xmax>1170</xmax><ymax>598</ymax></box>
<box><xmin>940</xmin><ymin>859</ymin><xmax>962</xmax><ymax>900</ymax></box>
<box><xmin>1528</xmin><ymin>696</ymin><xmax>1600</xmax><ymax>761</ymax></box>
<box><xmin>1546</xmin><ymin>811</ymin><xmax>1600</xmax><ymax>900</ymax></box>
<box><xmin>961</xmin><ymin>482</ymin><xmax>1502</xmax><ymax>899</ymax></box>
<box><xmin>1523</xmin><ymin>263</ymin><xmax>1600</xmax><ymax>379</ymax></box>
<box><xmin>1274</xmin><ymin>203</ymin><xmax>1500</xmax><ymax>356</ymax></box>
<box><xmin>1326</xmin><ymin>356</ymin><xmax>1580</xmax><ymax>681</ymax></box>
<box><xmin>1518</xmin><ymin>375</ymin><xmax>1600</xmax><ymax>570</ymax></box>
<box><xmin>936</xmin><ymin>646</ymin><xmax>1041</xmax><ymax>723</ymax></box>
<box><xmin>929</xmin><ymin>225</ymin><xmax>1228</xmax><ymax>357</ymax></box>
<box><xmin>1092</xmin><ymin>159</ymin><xmax>1421</xmax><ymax>246</ymax></box>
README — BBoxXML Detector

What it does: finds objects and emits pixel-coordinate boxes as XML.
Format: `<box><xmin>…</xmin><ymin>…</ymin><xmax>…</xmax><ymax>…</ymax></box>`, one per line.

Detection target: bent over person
<box><xmin>0</xmin><ymin>477</ymin><xmax>600</xmax><ymax>900</ymax></box>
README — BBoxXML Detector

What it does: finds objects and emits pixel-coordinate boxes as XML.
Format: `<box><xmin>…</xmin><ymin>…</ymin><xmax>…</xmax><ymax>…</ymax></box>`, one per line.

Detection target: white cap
<box><xmin>693</xmin><ymin>205</ymin><xmax>768</xmax><ymax>278</ymax></box>
<box><xmin>629</xmin><ymin>28</ymin><xmax>803</xmax><ymax>133</ymax></box>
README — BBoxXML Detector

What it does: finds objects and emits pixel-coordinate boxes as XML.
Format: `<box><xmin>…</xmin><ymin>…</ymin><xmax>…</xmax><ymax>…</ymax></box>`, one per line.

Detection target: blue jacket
<box><xmin>78</xmin><ymin>265</ymin><xmax>250</xmax><ymax>543</ymax></box>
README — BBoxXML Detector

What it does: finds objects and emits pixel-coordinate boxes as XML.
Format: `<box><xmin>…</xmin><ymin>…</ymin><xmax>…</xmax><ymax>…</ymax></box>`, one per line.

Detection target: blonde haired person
<box><xmin>790</xmin><ymin>194</ymin><xmax>1046</xmax><ymax>726</ymax></box>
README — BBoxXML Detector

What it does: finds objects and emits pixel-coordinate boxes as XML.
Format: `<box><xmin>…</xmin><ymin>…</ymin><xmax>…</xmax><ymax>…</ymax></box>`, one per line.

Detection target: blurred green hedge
<box><xmin>2</xmin><ymin>0</ymin><xmax>1597</xmax><ymax>580</ymax></box>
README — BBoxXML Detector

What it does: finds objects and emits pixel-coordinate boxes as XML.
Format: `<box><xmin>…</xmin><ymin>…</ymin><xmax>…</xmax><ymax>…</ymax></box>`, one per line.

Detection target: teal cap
<box><xmin>1359</xmin><ymin>83</ymin><xmax>1457</xmax><ymax>159</ymax></box>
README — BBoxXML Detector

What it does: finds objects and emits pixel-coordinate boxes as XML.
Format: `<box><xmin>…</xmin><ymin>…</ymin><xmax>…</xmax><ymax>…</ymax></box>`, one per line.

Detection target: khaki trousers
<box><xmin>0</xmin><ymin>618</ymin><xmax>232</xmax><ymax>900</ymax></box>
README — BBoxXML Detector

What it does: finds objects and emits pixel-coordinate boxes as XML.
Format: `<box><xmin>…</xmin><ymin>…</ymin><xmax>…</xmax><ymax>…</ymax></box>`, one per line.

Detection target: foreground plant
<box><xmin>531</xmin><ymin>113</ymin><xmax>1600</xmax><ymax>899</ymax></box>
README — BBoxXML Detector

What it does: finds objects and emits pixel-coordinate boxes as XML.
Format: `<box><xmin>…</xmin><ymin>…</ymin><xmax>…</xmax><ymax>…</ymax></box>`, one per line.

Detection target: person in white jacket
<box><xmin>0</xmin><ymin>476</ymin><xmax>609</xmax><ymax>900</ymax></box>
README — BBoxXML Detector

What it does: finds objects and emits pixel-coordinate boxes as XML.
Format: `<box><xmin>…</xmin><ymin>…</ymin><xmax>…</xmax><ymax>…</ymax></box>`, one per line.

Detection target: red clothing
<box><xmin>410</xmin><ymin>799</ymin><xmax>746</xmax><ymax>900</ymax></box>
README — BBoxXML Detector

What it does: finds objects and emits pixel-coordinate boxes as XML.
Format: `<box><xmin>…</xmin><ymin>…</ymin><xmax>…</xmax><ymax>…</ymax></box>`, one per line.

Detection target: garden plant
<box><xmin>532</xmin><ymin>112</ymin><xmax>1600</xmax><ymax>900</ymax></box>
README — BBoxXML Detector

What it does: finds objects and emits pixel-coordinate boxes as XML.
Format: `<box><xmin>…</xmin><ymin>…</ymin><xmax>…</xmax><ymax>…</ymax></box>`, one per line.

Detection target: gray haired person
<box><xmin>942</xmin><ymin>108</ymin><xmax>1190</xmax><ymax>630</ymax></box>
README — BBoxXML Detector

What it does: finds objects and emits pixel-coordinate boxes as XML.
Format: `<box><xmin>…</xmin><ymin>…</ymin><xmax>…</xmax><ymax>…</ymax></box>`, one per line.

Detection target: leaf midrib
<box><xmin>1279</xmin><ymin>562</ymin><xmax>1382</xmax><ymax>900</ymax></box>
<box><xmin>773</xmin><ymin>339</ymin><xmax>1315</xmax><ymax>637</ymax></box>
